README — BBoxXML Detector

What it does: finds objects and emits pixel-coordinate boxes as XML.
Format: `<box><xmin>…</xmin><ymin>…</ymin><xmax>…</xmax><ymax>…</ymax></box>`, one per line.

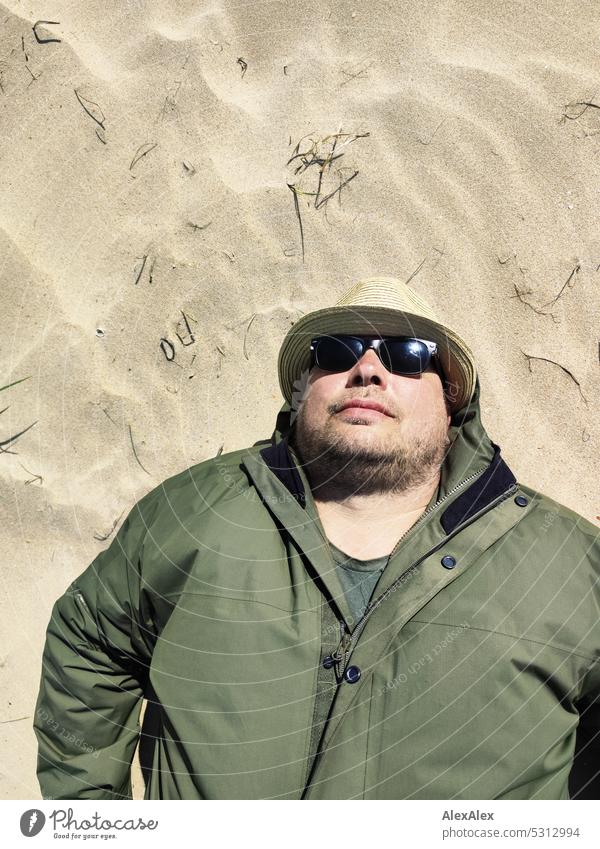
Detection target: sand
<box><xmin>1</xmin><ymin>0</ymin><xmax>598</xmax><ymax>799</ymax></box>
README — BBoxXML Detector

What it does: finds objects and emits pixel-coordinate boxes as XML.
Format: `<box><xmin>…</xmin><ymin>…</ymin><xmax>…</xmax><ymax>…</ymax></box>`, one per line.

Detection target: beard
<box><xmin>287</xmin><ymin>403</ymin><xmax>451</xmax><ymax>501</ymax></box>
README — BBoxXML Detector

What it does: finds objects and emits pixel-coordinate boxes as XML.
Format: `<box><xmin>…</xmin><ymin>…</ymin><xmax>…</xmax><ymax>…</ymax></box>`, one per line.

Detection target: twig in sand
<box><xmin>93</xmin><ymin>510</ymin><xmax>125</xmax><ymax>541</ymax></box>
<box><xmin>130</xmin><ymin>142</ymin><xmax>157</xmax><ymax>171</ymax></box>
<box><xmin>521</xmin><ymin>350</ymin><xmax>588</xmax><ymax>404</ymax></box>
<box><xmin>314</xmin><ymin>169</ymin><xmax>359</xmax><ymax>209</ymax></box>
<box><xmin>0</xmin><ymin>420</ymin><xmax>37</xmax><ymax>453</ymax></box>
<box><xmin>286</xmin><ymin>130</ymin><xmax>369</xmax><ymax>260</ymax></box>
<box><xmin>160</xmin><ymin>338</ymin><xmax>176</xmax><ymax>362</ymax></box>
<box><xmin>74</xmin><ymin>88</ymin><xmax>105</xmax><ymax>129</ymax></box>
<box><xmin>417</xmin><ymin>118</ymin><xmax>446</xmax><ymax>145</ymax></box>
<box><xmin>562</xmin><ymin>98</ymin><xmax>600</xmax><ymax>122</ymax></box>
<box><xmin>1</xmin><ymin>377</ymin><xmax>30</xmax><ymax>392</ymax></box>
<box><xmin>288</xmin><ymin>184</ymin><xmax>306</xmax><ymax>262</ymax></box>
<box><xmin>215</xmin><ymin>443</ymin><xmax>224</xmax><ymax>457</ymax></box>
<box><xmin>510</xmin><ymin>284</ymin><xmax>559</xmax><ymax>323</ymax></box>
<box><xmin>128</xmin><ymin>424</ymin><xmax>151</xmax><ymax>475</ymax></box>
<box><xmin>243</xmin><ymin>314</ymin><xmax>257</xmax><ymax>360</ymax></box>
<box><xmin>19</xmin><ymin>462</ymin><xmax>43</xmax><ymax>485</ymax></box>
<box><xmin>339</xmin><ymin>60</ymin><xmax>374</xmax><ymax>88</ymax></box>
<box><xmin>237</xmin><ymin>57</ymin><xmax>248</xmax><ymax>78</ymax></box>
<box><xmin>216</xmin><ymin>345</ymin><xmax>225</xmax><ymax>377</ymax></box>
<box><xmin>102</xmin><ymin>407</ymin><xmax>118</xmax><ymax>426</ymax></box>
<box><xmin>33</xmin><ymin>20</ymin><xmax>61</xmax><ymax>44</ymax></box>
<box><xmin>510</xmin><ymin>263</ymin><xmax>580</xmax><ymax>321</ymax></box>
<box><xmin>539</xmin><ymin>262</ymin><xmax>580</xmax><ymax>309</ymax></box>
<box><xmin>405</xmin><ymin>257</ymin><xmax>427</xmax><ymax>285</ymax></box>
<box><xmin>134</xmin><ymin>254</ymin><xmax>148</xmax><ymax>285</ymax></box>
<box><xmin>0</xmin><ymin>716</ymin><xmax>29</xmax><ymax>724</ymax></box>
<box><xmin>0</xmin><ymin>377</ymin><xmax>37</xmax><ymax>454</ymax></box>
<box><xmin>25</xmin><ymin>64</ymin><xmax>41</xmax><ymax>86</ymax></box>
<box><xmin>175</xmin><ymin>311</ymin><xmax>197</xmax><ymax>347</ymax></box>
<box><xmin>187</xmin><ymin>220</ymin><xmax>212</xmax><ymax>232</ymax></box>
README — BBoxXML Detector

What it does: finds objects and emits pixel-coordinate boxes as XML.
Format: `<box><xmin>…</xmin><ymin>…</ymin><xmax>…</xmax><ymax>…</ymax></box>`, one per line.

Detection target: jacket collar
<box><xmin>259</xmin><ymin>437</ymin><xmax>517</xmax><ymax>536</ymax></box>
<box><xmin>440</xmin><ymin>441</ymin><xmax>516</xmax><ymax>533</ymax></box>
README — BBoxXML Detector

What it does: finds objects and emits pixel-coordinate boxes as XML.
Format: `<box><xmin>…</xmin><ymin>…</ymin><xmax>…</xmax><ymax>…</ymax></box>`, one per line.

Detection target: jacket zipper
<box><xmin>330</xmin><ymin>470</ymin><xmax>518</xmax><ymax>681</ymax></box>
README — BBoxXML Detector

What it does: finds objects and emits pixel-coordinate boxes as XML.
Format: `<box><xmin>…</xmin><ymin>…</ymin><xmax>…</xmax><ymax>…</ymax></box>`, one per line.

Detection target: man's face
<box><xmin>287</xmin><ymin>344</ymin><xmax>452</xmax><ymax>498</ymax></box>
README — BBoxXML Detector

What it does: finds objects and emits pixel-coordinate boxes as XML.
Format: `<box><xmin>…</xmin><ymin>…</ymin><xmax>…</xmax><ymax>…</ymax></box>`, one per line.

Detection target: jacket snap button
<box><xmin>322</xmin><ymin>655</ymin><xmax>335</xmax><ymax>670</ymax></box>
<box><xmin>441</xmin><ymin>555</ymin><xmax>456</xmax><ymax>569</ymax></box>
<box><xmin>344</xmin><ymin>665</ymin><xmax>361</xmax><ymax>684</ymax></box>
<box><xmin>515</xmin><ymin>495</ymin><xmax>528</xmax><ymax>507</ymax></box>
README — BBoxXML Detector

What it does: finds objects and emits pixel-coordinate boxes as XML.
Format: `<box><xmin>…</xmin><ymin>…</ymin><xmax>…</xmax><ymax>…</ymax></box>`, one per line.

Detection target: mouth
<box><xmin>337</xmin><ymin>399</ymin><xmax>393</xmax><ymax>418</ymax></box>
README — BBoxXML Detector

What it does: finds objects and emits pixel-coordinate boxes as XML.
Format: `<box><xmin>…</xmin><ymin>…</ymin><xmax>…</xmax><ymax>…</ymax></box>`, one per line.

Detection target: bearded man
<box><xmin>34</xmin><ymin>276</ymin><xmax>600</xmax><ymax>800</ymax></box>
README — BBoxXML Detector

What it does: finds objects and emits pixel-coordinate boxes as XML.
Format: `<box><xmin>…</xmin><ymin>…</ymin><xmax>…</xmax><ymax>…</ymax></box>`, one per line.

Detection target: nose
<box><xmin>346</xmin><ymin>347</ymin><xmax>390</xmax><ymax>388</ymax></box>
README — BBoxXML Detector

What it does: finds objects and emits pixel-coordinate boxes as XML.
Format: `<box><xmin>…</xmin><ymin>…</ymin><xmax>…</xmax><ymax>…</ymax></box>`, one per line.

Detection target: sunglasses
<box><xmin>309</xmin><ymin>335</ymin><xmax>439</xmax><ymax>375</ymax></box>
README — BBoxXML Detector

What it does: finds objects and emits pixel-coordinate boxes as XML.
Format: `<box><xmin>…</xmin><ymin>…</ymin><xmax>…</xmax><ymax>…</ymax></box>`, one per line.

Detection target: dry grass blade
<box><xmin>286</xmin><ymin>130</ymin><xmax>369</xmax><ymax>260</ymax></box>
<box><xmin>562</xmin><ymin>98</ymin><xmax>600</xmax><ymax>121</ymax></box>
<box><xmin>288</xmin><ymin>184</ymin><xmax>305</xmax><ymax>262</ymax></box>
<box><xmin>20</xmin><ymin>462</ymin><xmax>43</xmax><ymax>485</ymax></box>
<box><xmin>314</xmin><ymin>169</ymin><xmax>358</xmax><ymax>209</ymax></box>
<box><xmin>521</xmin><ymin>350</ymin><xmax>588</xmax><ymax>404</ymax></box>
<box><xmin>540</xmin><ymin>263</ymin><xmax>580</xmax><ymax>309</ymax></box>
<box><xmin>94</xmin><ymin>510</ymin><xmax>125</xmax><ymax>541</ymax></box>
<box><xmin>33</xmin><ymin>20</ymin><xmax>61</xmax><ymax>44</ymax></box>
<box><xmin>243</xmin><ymin>313</ymin><xmax>257</xmax><ymax>360</ymax></box>
<box><xmin>128</xmin><ymin>424</ymin><xmax>151</xmax><ymax>475</ymax></box>
<box><xmin>74</xmin><ymin>88</ymin><xmax>105</xmax><ymax>128</ymax></box>
<box><xmin>1</xmin><ymin>376</ymin><xmax>36</xmax><ymax>454</ymax></box>
<box><xmin>1</xmin><ymin>376</ymin><xmax>30</xmax><ymax>393</ymax></box>
<box><xmin>405</xmin><ymin>257</ymin><xmax>427</xmax><ymax>284</ymax></box>
<box><xmin>130</xmin><ymin>142</ymin><xmax>158</xmax><ymax>170</ymax></box>
<box><xmin>134</xmin><ymin>254</ymin><xmax>148</xmax><ymax>285</ymax></box>
<box><xmin>0</xmin><ymin>420</ymin><xmax>38</xmax><ymax>451</ymax></box>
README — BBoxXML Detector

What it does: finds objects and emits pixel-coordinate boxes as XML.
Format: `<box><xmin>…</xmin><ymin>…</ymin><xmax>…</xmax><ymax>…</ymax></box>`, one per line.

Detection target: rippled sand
<box><xmin>1</xmin><ymin>1</ymin><xmax>598</xmax><ymax>798</ymax></box>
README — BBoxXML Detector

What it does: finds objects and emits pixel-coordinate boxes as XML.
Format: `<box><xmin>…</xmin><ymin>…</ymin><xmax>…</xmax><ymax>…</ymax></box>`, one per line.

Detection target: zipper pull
<box><xmin>329</xmin><ymin>621</ymin><xmax>351</xmax><ymax>682</ymax></box>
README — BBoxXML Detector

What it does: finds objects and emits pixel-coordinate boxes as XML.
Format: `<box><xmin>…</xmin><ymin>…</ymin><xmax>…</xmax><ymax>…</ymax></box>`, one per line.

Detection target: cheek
<box><xmin>399</xmin><ymin>383</ymin><xmax>446</xmax><ymax>425</ymax></box>
<box><xmin>306</xmin><ymin>375</ymin><xmax>342</xmax><ymax>410</ymax></box>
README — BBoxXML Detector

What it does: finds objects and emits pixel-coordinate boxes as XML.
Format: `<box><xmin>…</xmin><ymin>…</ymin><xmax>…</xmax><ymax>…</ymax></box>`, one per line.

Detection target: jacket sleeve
<box><xmin>33</xmin><ymin>491</ymin><xmax>160</xmax><ymax>800</ymax></box>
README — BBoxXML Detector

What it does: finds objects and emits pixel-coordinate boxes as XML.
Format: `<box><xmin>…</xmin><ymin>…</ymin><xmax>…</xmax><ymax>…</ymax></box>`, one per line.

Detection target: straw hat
<box><xmin>277</xmin><ymin>275</ymin><xmax>477</xmax><ymax>414</ymax></box>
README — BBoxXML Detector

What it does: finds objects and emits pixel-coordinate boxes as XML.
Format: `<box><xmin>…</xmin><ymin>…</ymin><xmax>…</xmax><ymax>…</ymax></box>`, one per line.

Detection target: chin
<box><xmin>332</xmin><ymin>425</ymin><xmax>388</xmax><ymax>450</ymax></box>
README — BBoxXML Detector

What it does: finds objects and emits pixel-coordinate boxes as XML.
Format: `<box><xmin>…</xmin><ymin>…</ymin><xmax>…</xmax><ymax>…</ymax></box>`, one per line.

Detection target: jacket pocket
<box><xmin>149</xmin><ymin>591</ymin><xmax>319</xmax><ymax>799</ymax></box>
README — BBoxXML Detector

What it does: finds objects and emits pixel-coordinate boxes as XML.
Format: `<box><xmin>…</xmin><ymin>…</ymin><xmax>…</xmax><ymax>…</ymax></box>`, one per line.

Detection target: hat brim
<box><xmin>277</xmin><ymin>305</ymin><xmax>477</xmax><ymax>414</ymax></box>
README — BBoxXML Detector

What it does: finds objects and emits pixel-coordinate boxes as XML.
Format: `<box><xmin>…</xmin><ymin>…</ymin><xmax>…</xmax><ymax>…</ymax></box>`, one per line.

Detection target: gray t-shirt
<box><xmin>327</xmin><ymin>481</ymin><xmax>442</xmax><ymax>627</ymax></box>
<box><xmin>328</xmin><ymin>541</ymin><xmax>388</xmax><ymax>628</ymax></box>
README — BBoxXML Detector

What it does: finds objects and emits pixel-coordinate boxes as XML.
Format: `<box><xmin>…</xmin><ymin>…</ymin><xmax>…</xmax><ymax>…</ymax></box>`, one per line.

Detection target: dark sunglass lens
<box><xmin>384</xmin><ymin>339</ymin><xmax>430</xmax><ymax>374</ymax></box>
<box><xmin>314</xmin><ymin>336</ymin><xmax>363</xmax><ymax>371</ymax></box>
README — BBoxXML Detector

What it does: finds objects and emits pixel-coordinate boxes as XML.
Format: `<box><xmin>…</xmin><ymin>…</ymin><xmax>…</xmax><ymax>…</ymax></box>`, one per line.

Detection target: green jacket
<box><xmin>34</xmin><ymin>380</ymin><xmax>600</xmax><ymax>800</ymax></box>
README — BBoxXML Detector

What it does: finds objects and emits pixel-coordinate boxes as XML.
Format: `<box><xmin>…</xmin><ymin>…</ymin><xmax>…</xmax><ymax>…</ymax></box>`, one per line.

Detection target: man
<box><xmin>34</xmin><ymin>276</ymin><xmax>600</xmax><ymax>800</ymax></box>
